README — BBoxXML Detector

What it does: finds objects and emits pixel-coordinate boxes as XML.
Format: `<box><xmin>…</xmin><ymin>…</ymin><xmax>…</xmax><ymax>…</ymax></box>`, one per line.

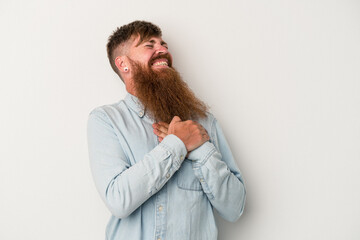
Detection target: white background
<box><xmin>1</xmin><ymin>0</ymin><xmax>359</xmax><ymax>239</ymax></box>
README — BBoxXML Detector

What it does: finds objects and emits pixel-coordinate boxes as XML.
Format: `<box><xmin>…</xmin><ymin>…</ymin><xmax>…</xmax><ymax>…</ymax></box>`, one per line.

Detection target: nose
<box><xmin>156</xmin><ymin>45</ymin><xmax>168</xmax><ymax>55</ymax></box>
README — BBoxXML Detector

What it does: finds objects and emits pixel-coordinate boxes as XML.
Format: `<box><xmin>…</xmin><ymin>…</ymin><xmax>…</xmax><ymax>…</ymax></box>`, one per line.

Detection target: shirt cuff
<box><xmin>159</xmin><ymin>134</ymin><xmax>188</xmax><ymax>170</ymax></box>
<box><xmin>186</xmin><ymin>141</ymin><xmax>216</xmax><ymax>166</ymax></box>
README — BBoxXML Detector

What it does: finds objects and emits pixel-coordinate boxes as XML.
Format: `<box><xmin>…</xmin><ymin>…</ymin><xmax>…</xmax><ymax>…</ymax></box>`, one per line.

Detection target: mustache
<box><xmin>149</xmin><ymin>53</ymin><xmax>172</xmax><ymax>67</ymax></box>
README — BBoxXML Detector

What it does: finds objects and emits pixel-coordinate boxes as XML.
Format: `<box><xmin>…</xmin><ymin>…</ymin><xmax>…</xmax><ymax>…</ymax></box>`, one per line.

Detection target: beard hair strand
<box><xmin>131</xmin><ymin>61</ymin><xmax>208</xmax><ymax>123</ymax></box>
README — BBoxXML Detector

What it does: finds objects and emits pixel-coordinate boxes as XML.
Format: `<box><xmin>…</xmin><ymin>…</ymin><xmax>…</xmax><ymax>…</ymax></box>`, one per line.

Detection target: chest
<box><xmin>114</xmin><ymin>114</ymin><xmax>159</xmax><ymax>165</ymax></box>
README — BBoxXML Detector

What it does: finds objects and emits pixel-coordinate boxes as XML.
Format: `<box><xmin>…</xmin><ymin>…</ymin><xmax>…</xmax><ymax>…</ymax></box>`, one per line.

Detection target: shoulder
<box><xmin>88</xmin><ymin>99</ymin><xmax>128</xmax><ymax>120</ymax></box>
<box><xmin>195</xmin><ymin>111</ymin><xmax>217</xmax><ymax>134</ymax></box>
<box><xmin>200</xmin><ymin>111</ymin><xmax>217</xmax><ymax>125</ymax></box>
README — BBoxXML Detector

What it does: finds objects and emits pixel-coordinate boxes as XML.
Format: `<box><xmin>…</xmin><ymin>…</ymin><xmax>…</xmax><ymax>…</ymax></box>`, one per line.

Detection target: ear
<box><xmin>115</xmin><ymin>56</ymin><xmax>129</xmax><ymax>73</ymax></box>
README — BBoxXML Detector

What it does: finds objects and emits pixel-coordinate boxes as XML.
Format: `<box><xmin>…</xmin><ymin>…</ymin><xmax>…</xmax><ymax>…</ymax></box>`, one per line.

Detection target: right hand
<box><xmin>167</xmin><ymin>116</ymin><xmax>209</xmax><ymax>152</ymax></box>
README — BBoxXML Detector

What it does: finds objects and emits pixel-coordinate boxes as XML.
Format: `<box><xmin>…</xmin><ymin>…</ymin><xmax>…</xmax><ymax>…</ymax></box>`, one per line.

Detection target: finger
<box><xmin>153</xmin><ymin>128</ymin><xmax>167</xmax><ymax>139</ymax></box>
<box><xmin>201</xmin><ymin>131</ymin><xmax>210</xmax><ymax>141</ymax></box>
<box><xmin>193</xmin><ymin>122</ymin><xmax>206</xmax><ymax>132</ymax></box>
<box><xmin>200</xmin><ymin>131</ymin><xmax>209</xmax><ymax>137</ymax></box>
<box><xmin>153</xmin><ymin>122</ymin><xmax>169</xmax><ymax>135</ymax></box>
<box><xmin>156</xmin><ymin>124</ymin><xmax>169</xmax><ymax>134</ymax></box>
<box><xmin>170</xmin><ymin>116</ymin><xmax>181</xmax><ymax>125</ymax></box>
<box><xmin>204</xmin><ymin>134</ymin><xmax>210</xmax><ymax>141</ymax></box>
<box><xmin>200</xmin><ymin>128</ymin><xmax>208</xmax><ymax>135</ymax></box>
<box><xmin>158</xmin><ymin>122</ymin><xmax>169</xmax><ymax>129</ymax></box>
<box><xmin>158</xmin><ymin>137</ymin><xmax>163</xmax><ymax>142</ymax></box>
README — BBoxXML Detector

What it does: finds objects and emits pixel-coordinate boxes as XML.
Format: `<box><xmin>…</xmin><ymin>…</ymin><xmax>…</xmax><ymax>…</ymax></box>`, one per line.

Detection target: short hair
<box><xmin>106</xmin><ymin>21</ymin><xmax>162</xmax><ymax>79</ymax></box>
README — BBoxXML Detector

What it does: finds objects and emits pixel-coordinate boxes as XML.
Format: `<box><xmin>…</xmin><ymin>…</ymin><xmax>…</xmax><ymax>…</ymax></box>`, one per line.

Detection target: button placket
<box><xmin>155</xmin><ymin>185</ymin><xmax>168</xmax><ymax>240</ymax></box>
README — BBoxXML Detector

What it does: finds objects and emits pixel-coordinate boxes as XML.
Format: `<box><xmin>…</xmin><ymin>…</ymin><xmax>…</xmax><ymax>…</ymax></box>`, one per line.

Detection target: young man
<box><xmin>87</xmin><ymin>20</ymin><xmax>246</xmax><ymax>240</ymax></box>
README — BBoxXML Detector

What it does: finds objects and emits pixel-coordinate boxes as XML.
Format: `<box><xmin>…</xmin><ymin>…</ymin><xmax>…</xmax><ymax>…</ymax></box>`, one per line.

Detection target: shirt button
<box><xmin>200</xmin><ymin>178</ymin><xmax>204</xmax><ymax>182</ymax></box>
<box><xmin>180</xmin><ymin>155</ymin><xmax>184</xmax><ymax>160</ymax></box>
<box><xmin>157</xmin><ymin>238</ymin><xmax>161</xmax><ymax>240</ymax></box>
<box><xmin>158</xmin><ymin>205</ymin><xmax>163</xmax><ymax>211</ymax></box>
<box><xmin>138</xmin><ymin>111</ymin><xmax>144</xmax><ymax>117</ymax></box>
<box><xmin>166</xmin><ymin>173</ymin><xmax>170</xmax><ymax>178</ymax></box>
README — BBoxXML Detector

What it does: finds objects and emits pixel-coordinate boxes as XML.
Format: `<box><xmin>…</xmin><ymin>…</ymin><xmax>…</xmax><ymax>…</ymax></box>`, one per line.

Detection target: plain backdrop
<box><xmin>1</xmin><ymin>0</ymin><xmax>359</xmax><ymax>239</ymax></box>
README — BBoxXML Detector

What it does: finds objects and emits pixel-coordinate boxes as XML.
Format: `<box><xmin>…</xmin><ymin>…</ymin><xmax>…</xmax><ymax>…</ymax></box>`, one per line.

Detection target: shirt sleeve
<box><xmin>87</xmin><ymin>109</ymin><xmax>187</xmax><ymax>219</ymax></box>
<box><xmin>186</xmin><ymin>117</ymin><xmax>246</xmax><ymax>222</ymax></box>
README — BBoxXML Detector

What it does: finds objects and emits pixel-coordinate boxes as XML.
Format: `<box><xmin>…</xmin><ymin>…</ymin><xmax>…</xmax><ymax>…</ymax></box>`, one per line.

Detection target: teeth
<box><xmin>153</xmin><ymin>61</ymin><xmax>168</xmax><ymax>66</ymax></box>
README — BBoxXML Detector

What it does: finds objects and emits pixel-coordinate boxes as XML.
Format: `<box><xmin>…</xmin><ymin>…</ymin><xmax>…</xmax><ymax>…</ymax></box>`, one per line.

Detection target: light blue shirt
<box><xmin>87</xmin><ymin>93</ymin><xmax>246</xmax><ymax>240</ymax></box>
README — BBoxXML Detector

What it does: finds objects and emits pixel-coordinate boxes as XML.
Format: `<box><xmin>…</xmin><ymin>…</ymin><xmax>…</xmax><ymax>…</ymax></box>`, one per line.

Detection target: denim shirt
<box><xmin>87</xmin><ymin>93</ymin><xmax>246</xmax><ymax>240</ymax></box>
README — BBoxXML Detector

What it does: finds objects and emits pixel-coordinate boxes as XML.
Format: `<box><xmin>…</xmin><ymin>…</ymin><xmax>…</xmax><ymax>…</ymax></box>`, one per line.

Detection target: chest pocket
<box><xmin>177</xmin><ymin>160</ymin><xmax>202</xmax><ymax>191</ymax></box>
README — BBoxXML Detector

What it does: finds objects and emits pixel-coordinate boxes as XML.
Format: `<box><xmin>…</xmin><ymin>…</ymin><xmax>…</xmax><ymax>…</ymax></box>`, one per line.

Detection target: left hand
<box><xmin>152</xmin><ymin>122</ymin><xmax>169</xmax><ymax>142</ymax></box>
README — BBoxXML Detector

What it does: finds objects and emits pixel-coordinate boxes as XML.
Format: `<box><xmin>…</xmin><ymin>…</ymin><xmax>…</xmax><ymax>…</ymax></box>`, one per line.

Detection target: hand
<box><xmin>152</xmin><ymin>121</ymin><xmax>169</xmax><ymax>142</ymax></box>
<box><xmin>153</xmin><ymin>116</ymin><xmax>209</xmax><ymax>152</ymax></box>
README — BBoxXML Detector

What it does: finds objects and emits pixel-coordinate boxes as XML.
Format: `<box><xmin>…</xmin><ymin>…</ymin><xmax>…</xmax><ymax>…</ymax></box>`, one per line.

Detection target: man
<box><xmin>87</xmin><ymin>21</ymin><xmax>246</xmax><ymax>240</ymax></box>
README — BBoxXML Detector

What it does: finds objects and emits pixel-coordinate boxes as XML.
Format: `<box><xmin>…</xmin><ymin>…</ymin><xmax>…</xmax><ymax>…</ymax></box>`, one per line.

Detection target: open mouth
<box><xmin>150</xmin><ymin>54</ymin><xmax>172</xmax><ymax>68</ymax></box>
<box><xmin>152</xmin><ymin>60</ymin><xmax>169</xmax><ymax>67</ymax></box>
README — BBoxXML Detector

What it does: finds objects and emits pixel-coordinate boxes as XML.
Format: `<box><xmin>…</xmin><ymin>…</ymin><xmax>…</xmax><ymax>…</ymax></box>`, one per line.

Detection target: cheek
<box><xmin>131</xmin><ymin>50</ymin><xmax>150</xmax><ymax>61</ymax></box>
<box><xmin>139</xmin><ymin>54</ymin><xmax>153</xmax><ymax>65</ymax></box>
<box><xmin>130</xmin><ymin>50</ymin><xmax>155</xmax><ymax>67</ymax></box>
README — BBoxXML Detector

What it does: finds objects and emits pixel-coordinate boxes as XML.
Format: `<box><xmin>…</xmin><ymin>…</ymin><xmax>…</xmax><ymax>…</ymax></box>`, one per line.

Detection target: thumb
<box><xmin>168</xmin><ymin>116</ymin><xmax>181</xmax><ymax>135</ymax></box>
<box><xmin>170</xmin><ymin>116</ymin><xmax>181</xmax><ymax>125</ymax></box>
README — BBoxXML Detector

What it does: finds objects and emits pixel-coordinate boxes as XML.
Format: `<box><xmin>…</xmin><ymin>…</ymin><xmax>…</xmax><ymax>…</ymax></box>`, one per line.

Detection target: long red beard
<box><xmin>131</xmin><ymin>61</ymin><xmax>208</xmax><ymax>123</ymax></box>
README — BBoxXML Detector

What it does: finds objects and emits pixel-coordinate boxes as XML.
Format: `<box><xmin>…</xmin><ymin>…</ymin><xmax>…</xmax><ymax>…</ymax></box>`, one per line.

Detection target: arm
<box><xmin>187</xmin><ymin>118</ymin><xmax>246</xmax><ymax>222</ymax></box>
<box><xmin>154</xmin><ymin>117</ymin><xmax>246</xmax><ymax>222</ymax></box>
<box><xmin>87</xmin><ymin>111</ymin><xmax>208</xmax><ymax>219</ymax></box>
<box><xmin>87</xmin><ymin>110</ymin><xmax>187</xmax><ymax>218</ymax></box>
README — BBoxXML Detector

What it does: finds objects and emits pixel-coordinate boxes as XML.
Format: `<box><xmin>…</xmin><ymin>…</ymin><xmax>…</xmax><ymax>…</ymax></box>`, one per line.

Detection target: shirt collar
<box><xmin>125</xmin><ymin>93</ymin><xmax>145</xmax><ymax>118</ymax></box>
